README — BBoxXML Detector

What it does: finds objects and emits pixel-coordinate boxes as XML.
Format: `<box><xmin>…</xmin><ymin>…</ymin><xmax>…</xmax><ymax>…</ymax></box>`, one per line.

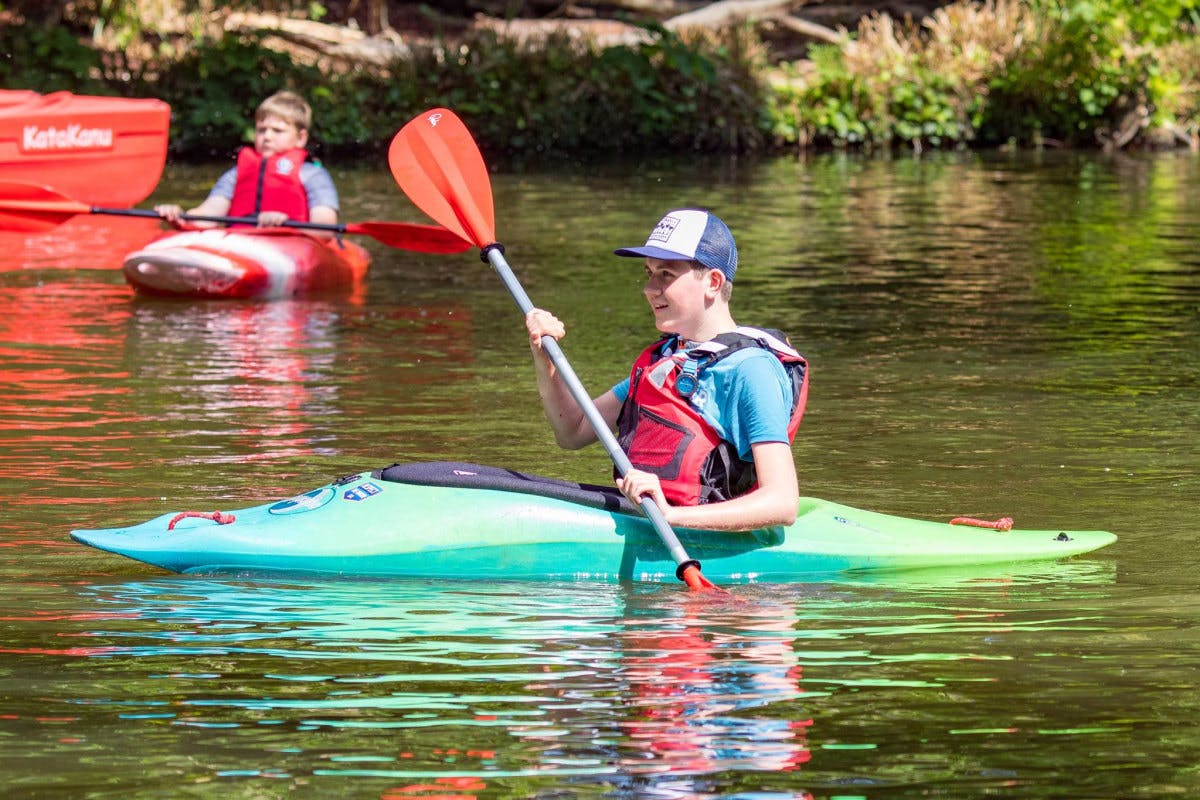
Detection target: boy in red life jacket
<box><xmin>154</xmin><ymin>91</ymin><xmax>339</xmax><ymax>234</ymax></box>
<box><xmin>526</xmin><ymin>208</ymin><xmax>809</xmax><ymax>532</ymax></box>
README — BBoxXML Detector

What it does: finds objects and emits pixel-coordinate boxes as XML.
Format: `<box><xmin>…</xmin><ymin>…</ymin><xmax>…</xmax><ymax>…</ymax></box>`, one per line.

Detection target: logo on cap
<box><xmin>647</xmin><ymin>215</ymin><xmax>681</xmax><ymax>244</ymax></box>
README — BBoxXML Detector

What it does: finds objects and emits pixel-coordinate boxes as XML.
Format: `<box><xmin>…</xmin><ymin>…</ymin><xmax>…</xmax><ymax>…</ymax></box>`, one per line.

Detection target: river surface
<box><xmin>1</xmin><ymin>149</ymin><xmax>1197</xmax><ymax>798</ymax></box>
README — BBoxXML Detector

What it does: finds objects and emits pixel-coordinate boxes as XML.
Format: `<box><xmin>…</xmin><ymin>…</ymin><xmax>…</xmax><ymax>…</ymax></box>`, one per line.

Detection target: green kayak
<box><xmin>70</xmin><ymin>461</ymin><xmax>1117</xmax><ymax>583</ymax></box>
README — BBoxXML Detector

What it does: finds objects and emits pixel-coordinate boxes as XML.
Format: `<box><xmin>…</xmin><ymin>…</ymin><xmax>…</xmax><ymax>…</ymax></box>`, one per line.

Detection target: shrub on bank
<box><xmin>767</xmin><ymin>0</ymin><xmax>1199</xmax><ymax>150</ymax></box>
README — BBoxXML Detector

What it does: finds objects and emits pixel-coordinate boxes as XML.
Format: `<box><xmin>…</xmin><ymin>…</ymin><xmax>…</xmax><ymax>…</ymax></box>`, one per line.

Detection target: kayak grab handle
<box><xmin>167</xmin><ymin>511</ymin><xmax>236</xmax><ymax>530</ymax></box>
<box><xmin>949</xmin><ymin>516</ymin><xmax>1014</xmax><ymax>531</ymax></box>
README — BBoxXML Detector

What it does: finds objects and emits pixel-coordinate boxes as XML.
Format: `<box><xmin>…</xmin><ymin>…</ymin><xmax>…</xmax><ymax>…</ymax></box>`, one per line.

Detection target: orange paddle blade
<box><xmin>345</xmin><ymin>221</ymin><xmax>472</xmax><ymax>253</ymax></box>
<box><xmin>0</xmin><ymin>181</ymin><xmax>91</xmax><ymax>232</ymax></box>
<box><xmin>680</xmin><ymin>564</ymin><xmax>728</xmax><ymax>594</ymax></box>
<box><xmin>387</xmin><ymin>108</ymin><xmax>496</xmax><ymax>247</ymax></box>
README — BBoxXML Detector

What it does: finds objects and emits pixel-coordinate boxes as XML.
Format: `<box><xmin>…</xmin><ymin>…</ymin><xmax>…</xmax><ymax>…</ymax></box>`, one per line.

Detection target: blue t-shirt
<box><xmin>612</xmin><ymin>345</ymin><xmax>793</xmax><ymax>460</ymax></box>
<box><xmin>209</xmin><ymin>162</ymin><xmax>340</xmax><ymax>211</ymax></box>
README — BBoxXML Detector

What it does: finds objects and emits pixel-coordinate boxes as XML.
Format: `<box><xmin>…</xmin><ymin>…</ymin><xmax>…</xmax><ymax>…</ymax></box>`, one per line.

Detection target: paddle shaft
<box><xmin>88</xmin><ymin>205</ymin><xmax>352</xmax><ymax>235</ymax></box>
<box><xmin>483</xmin><ymin>246</ymin><xmax>700</xmax><ymax>576</ymax></box>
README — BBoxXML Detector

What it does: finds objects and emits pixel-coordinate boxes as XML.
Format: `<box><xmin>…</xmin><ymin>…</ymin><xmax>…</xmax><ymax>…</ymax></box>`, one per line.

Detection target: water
<box><xmin>1</xmin><ymin>148</ymin><xmax>1198</xmax><ymax>797</ymax></box>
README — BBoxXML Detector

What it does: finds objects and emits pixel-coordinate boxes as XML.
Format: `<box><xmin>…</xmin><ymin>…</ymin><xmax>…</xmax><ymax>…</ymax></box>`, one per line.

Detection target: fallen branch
<box><xmin>469</xmin><ymin>14</ymin><xmax>650</xmax><ymax>48</ymax></box>
<box><xmin>665</xmin><ymin>0</ymin><xmax>798</xmax><ymax>30</ymax></box>
<box><xmin>222</xmin><ymin>10</ymin><xmax>411</xmax><ymax>67</ymax></box>
<box><xmin>665</xmin><ymin>0</ymin><xmax>841</xmax><ymax>45</ymax></box>
<box><xmin>771</xmin><ymin>14</ymin><xmax>844</xmax><ymax>44</ymax></box>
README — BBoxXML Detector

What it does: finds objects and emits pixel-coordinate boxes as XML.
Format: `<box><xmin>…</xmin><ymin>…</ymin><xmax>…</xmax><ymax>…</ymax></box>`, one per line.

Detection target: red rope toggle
<box><xmin>167</xmin><ymin>511</ymin><xmax>236</xmax><ymax>530</ymax></box>
<box><xmin>949</xmin><ymin>516</ymin><xmax>1014</xmax><ymax>531</ymax></box>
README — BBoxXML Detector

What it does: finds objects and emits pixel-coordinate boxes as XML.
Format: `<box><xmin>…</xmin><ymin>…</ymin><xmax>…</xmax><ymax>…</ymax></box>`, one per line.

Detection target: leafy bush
<box><xmin>7</xmin><ymin>0</ymin><xmax>1200</xmax><ymax>156</ymax></box>
<box><xmin>768</xmin><ymin>8</ymin><xmax>998</xmax><ymax>149</ymax></box>
<box><xmin>769</xmin><ymin>0</ymin><xmax>1199</xmax><ymax>150</ymax></box>
<box><xmin>980</xmin><ymin>0</ymin><xmax>1154</xmax><ymax>145</ymax></box>
<box><xmin>384</xmin><ymin>25</ymin><xmax>766</xmax><ymax>156</ymax></box>
<box><xmin>1151</xmin><ymin>35</ymin><xmax>1200</xmax><ymax>140</ymax></box>
<box><xmin>137</xmin><ymin>24</ymin><xmax>765</xmax><ymax>159</ymax></box>
<box><xmin>0</xmin><ymin>23</ymin><xmax>108</xmax><ymax>94</ymax></box>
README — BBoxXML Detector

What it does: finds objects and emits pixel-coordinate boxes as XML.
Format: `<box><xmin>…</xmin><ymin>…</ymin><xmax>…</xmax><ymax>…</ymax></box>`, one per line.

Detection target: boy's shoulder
<box><xmin>710</xmin><ymin>345</ymin><xmax>787</xmax><ymax>372</ymax></box>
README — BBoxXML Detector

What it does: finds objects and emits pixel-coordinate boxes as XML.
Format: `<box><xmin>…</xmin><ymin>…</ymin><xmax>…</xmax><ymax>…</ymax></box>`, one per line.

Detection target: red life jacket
<box><xmin>227</xmin><ymin>146</ymin><xmax>310</xmax><ymax>224</ymax></box>
<box><xmin>615</xmin><ymin>327</ymin><xmax>809</xmax><ymax>506</ymax></box>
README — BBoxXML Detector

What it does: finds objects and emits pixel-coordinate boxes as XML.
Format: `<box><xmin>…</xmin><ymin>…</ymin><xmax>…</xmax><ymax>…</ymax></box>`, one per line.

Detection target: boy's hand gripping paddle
<box><xmin>387</xmin><ymin>108</ymin><xmax>721</xmax><ymax>592</ymax></box>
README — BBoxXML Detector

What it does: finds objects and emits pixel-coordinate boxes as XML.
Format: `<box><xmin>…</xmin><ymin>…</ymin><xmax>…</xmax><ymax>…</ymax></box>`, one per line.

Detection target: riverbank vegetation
<box><xmin>2</xmin><ymin>1</ymin><xmax>1197</xmax><ymax>157</ymax></box>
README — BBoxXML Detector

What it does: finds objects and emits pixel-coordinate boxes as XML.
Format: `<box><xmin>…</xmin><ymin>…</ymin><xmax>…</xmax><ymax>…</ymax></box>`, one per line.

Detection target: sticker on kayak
<box><xmin>343</xmin><ymin>482</ymin><xmax>382</xmax><ymax>502</ymax></box>
<box><xmin>834</xmin><ymin>515</ymin><xmax>881</xmax><ymax>534</ymax></box>
<box><xmin>268</xmin><ymin>486</ymin><xmax>336</xmax><ymax>515</ymax></box>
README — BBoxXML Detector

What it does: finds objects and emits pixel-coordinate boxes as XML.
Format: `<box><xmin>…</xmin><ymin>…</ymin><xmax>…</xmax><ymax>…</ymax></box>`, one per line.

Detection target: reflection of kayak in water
<box><xmin>0</xmin><ymin>216</ymin><xmax>160</xmax><ymax>271</ymax></box>
<box><xmin>71</xmin><ymin>461</ymin><xmax>1118</xmax><ymax>582</ymax></box>
<box><xmin>122</xmin><ymin>228</ymin><xmax>370</xmax><ymax>299</ymax></box>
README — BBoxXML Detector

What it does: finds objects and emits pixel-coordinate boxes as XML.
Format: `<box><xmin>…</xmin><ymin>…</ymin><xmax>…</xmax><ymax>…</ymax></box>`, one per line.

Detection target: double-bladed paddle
<box><xmin>386</xmin><ymin>108</ymin><xmax>721</xmax><ymax>592</ymax></box>
<box><xmin>0</xmin><ymin>180</ymin><xmax>472</xmax><ymax>254</ymax></box>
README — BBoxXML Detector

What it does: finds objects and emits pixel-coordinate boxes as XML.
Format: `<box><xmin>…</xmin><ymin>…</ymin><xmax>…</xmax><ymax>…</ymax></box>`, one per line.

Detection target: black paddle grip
<box><xmin>481</xmin><ymin>241</ymin><xmax>505</xmax><ymax>263</ymax></box>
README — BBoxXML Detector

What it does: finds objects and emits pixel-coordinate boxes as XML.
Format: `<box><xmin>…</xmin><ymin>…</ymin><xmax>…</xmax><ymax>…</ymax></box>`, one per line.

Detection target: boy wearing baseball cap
<box><xmin>526</xmin><ymin>208</ymin><xmax>808</xmax><ymax>531</ymax></box>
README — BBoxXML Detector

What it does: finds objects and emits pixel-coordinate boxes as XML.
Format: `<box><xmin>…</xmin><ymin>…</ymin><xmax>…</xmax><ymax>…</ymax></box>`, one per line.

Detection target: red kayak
<box><xmin>122</xmin><ymin>228</ymin><xmax>371</xmax><ymax>299</ymax></box>
<box><xmin>0</xmin><ymin>90</ymin><xmax>170</xmax><ymax>208</ymax></box>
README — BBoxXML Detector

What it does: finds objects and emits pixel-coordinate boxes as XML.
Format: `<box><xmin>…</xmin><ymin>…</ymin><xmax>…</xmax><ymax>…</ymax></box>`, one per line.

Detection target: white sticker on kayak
<box><xmin>343</xmin><ymin>482</ymin><xmax>381</xmax><ymax>502</ymax></box>
<box><xmin>269</xmin><ymin>486</ymin><xmax>335</xmax><ymax>515</ymax></box>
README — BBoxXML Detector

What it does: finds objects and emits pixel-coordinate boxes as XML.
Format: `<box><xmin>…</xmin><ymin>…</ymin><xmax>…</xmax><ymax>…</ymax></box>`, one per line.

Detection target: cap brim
<box><xmin>613</xmin><ymin>245</ymin><xmax>693</xmax><ymax>261</ymax></box>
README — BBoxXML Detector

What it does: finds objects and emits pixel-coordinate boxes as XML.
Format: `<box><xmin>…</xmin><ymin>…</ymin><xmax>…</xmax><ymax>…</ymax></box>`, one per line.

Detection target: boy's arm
<box><xmin>308</xmin><ymin>205</ymin><xmax>338</xmax><ymax>225</ymax></box>
<box><xmin>155</xmin><ymin>168</ymin><xmax>235</xmax><ymax>229</ymax></box>
<box><xmin>154</xmin><ymin>194</ymin><xmax>232</xmax><ymax>229</ymax></box>
<box><xmin>619</xmin><ymin>442</ymin><xmax>799</xmax><ymax>531</ymax></box>
<box><xmin>526</xmin><ymin>308</ymin><xmax>621</xmax><ymax>449</ymax></box>
<box><xmin>302</xmin><ymin>165</ymin><xmax>339</xmax><ymax>234</ymax></box>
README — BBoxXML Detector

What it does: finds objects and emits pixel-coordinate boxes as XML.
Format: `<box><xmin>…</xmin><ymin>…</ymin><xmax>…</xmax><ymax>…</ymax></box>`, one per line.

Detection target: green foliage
<box><xmin>0</xmin><ymin>23</ymin><xmax>107</xmax><ymax>94</ymax></box>
<box><xmin>128</xmin><ymin>24</ymin><xmax>764</xmax><ymax>160</ymax></box>
<box><xmin>6</xmin><ymin>0</ymin><xmax>1200</xmax><ymax>156</ymax></box>
<box><xmin>1151</xmin><ymin>35</ymin><xmax>1200</xmax><ymax>135</ymax></box>
<box><xmin>771</xmin><ymin>0</ymin><xmax>1200</xmax><ymax>150</ymax></box>
<box><xmin>769</xmin><ymin>37</ymin><xmax>979</xmax><ymax>149</ymax></box>
<box><xmin>770</xmin><ymin>47</ymin><xmax>867</xmax><ymax>146</ymax></box>
<box><xmin>981</xmin><ymin>0</ymin><xmax>1156</xmax><ymax>144</ymax></box>
<box><xmin>379</xmin><ymin>26</ymin><xmax>764</xmax><ymax>156</ymax></box>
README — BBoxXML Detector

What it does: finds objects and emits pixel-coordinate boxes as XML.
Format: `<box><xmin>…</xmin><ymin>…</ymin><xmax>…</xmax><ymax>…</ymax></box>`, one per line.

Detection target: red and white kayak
<box><xmin>122</xmin><ymin>228</ymin><xmax>371</xmax><ymax>299</ymax></box>
<box><xmin>0</xmin><ymin>90</ymin><xmax>170</xmax><ymax>208</ymax></box>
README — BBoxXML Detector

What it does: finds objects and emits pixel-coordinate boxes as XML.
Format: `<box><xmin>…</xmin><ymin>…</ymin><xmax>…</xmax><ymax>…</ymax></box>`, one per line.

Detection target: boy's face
<box><xmin>254</xmin><ymin>114</ymin><xmax>308</xmax><ymax>157</ymax></box>
<box><xmin>642</xmin><ymin>258</ymin><xmax>721</xmax><ymax>335</ymax></box>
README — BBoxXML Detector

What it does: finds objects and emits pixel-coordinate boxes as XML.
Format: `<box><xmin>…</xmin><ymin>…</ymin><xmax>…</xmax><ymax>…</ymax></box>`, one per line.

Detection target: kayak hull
<box><xmin>0</xmin><ymin>90</ymin><xmax>170</xmax><ymax>207</ymax></box>
<box><xmin>122</xmin><ymin>228</ymin><xmax>371</xmax><ymax>298</ymax></box>
<box><xmin>70</xmin><ymin>461</ymin><xmax>1117</xmax><ymax>583</ymax></box>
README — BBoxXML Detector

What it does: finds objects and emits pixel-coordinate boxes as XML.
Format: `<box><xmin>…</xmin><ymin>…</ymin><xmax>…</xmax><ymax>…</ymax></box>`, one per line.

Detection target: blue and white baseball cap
<box><xmin>614</xmin><ymin>208</ymin><xmax>738</xmax><ymax>282</ymax></box>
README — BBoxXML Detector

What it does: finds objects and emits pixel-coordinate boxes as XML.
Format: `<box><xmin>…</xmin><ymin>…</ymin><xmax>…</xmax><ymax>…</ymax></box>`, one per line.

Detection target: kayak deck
<box><xmin>70</xmin><ymin>462</ymin><xmax>1117</xmax><ymax>583</ymax></box>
